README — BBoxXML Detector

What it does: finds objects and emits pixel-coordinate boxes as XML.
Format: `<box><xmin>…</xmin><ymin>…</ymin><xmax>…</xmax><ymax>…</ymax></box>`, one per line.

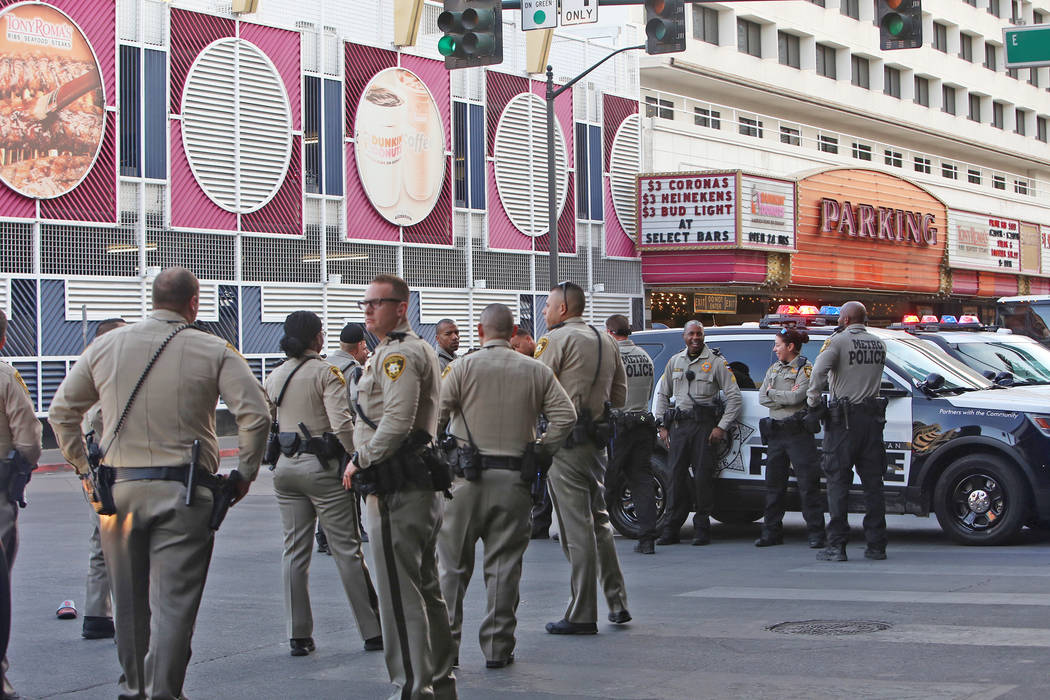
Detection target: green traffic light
<box><xmin>882</xmin><ymin>14</ymin><xmax>905</xmax><ymax>36</ymax></box>
<box><xmin>646</xmin><ymin>18</ymin><xmax>668</xmax><ymax>41</ymax></box>
<box><xmin>438</xmin><ymin>35</ymin><xmax>457</xmax><ymax>57</ymax></box>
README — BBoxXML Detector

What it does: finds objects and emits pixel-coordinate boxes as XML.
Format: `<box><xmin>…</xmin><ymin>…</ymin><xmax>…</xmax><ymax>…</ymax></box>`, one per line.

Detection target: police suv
<box><xmin>606</xmin><ymin>318</ymin><xmax>1050</xmax><ymax>546</ymax></box>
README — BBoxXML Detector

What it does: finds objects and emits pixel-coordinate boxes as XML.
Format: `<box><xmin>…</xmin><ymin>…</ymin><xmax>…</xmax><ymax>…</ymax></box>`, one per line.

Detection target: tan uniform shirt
<box><xmin>759</xmin><ymin>355</ymin><xmax>812</xmax><ymax>419</ymax></box>
<box><xmin>617</xmin><ymin>338</ymin><xmax>654</xmax><ymax>413</ymax></box>
<box><xmin>352</xmin><ymin>320</ymin><xmax>440</xmax><ymax>469</ymax></box>
<box><xmin>806</xmin><ymin>324</ymin><xmax>886</xmax><ymax>407</ymax></box>
<box><xmin>653</xmin><ymin>346</ymin><xmax>743</xmax><ymax>432</ymax></box>
<box><xmin>437</xmin><ymin>348</ymin><xmax>456</xmax><ymax>371</ymax></box>
<box><xmin>264</xmin><ymin>351</ymin><xmax>355</xmax><ymax>454</ymax></box>
<box><xmin>440</xmin><ymin>339</ymin><xmax>576</xmax><ymax>458</ymax></box>
<box><xmin>0</xmin><ymin>362</ymin><xmax>42</xmax><ymax>465</ymax></box>
<box><xmin>326</xmin><ymin>348</ymin><xmax>359</xmax><ymax>375</ymax></box>
<box><xmin>48</xmin><ymin>310</ymin><xmax>270</xmax><ymax>478</ymax></box>
<box><xmin>82</xmin><ymin>404</ymin><xmax>104</xmax><ymax>438</ymax></box>
<box><xmin>534</xmin><ymin>316</ymin><xmax>627</xmax><ymax>418</ymax></box>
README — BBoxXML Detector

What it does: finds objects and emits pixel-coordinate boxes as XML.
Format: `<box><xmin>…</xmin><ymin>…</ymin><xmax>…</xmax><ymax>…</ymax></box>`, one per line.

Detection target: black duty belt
<box><xmin>480</xmin><ymin>456</ymin><xmax>522</xmax><ymax>471</ymax></box>
<box><xmin>106</xmin><ymin>465</ymin><xmax>218</xmax><ymax>488</ymax></box>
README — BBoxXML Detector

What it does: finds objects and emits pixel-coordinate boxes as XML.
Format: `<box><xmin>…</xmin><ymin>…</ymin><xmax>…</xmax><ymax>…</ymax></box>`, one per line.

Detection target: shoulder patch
<box><xmin>225</xmin><ymin>342</ymin><xmax>246</xmax><ymax>361</ymax></box>
<box><xmin>710</xmin><ymin>347</ymin><xmax>722</xmax><ymax>356</ymax></box>
<box><xmin>820</xmin><ymin>337</ymin><xmax>832</xmax><ymax>353</ymax></box>
<box><xmin>534</xmin><ymin>337</ymin><xmax>549</xmax><ymax>358</ymax></box>
<box><xmin>329</xmin><ymin>365</ymin><xmax>347</xmax><ymax>385</ymax></box>
<box><xmin>441</xmin><ymin>364</ymin><xmax>452</xmax><ymax>379</ymax></box>
<box><xmin>804</xmin><ymin>365</ymin><xmax>812</xmax><ymax>378</ymax></box>
<box><xmin>13</xmin><ymin>371</ymin><xmax>30</xmax><ymax>397</ymax></box>
<box><xmin>383</xmin><ymin>354</ymin><xmax>406</xmax><ymax>381</ymax></box>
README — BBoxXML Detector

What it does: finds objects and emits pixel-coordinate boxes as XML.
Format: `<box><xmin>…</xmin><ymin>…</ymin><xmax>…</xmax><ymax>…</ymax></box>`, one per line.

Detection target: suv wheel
<box><xmin>606</xmin><ymin>451</ymin><xmax>670</xmax><ymax>539</ymax></box>
<box><xmin>933</xmin><ymin>454</ymin><xmax>1030</xmax><ymax>546</ymax></box>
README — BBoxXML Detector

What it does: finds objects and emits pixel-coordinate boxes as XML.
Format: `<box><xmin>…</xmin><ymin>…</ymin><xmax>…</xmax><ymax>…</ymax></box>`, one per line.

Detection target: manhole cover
<box><xmin>768</xmin><ymin>620</ymin><xmax>891</xmax><ymax>636</ymax></box>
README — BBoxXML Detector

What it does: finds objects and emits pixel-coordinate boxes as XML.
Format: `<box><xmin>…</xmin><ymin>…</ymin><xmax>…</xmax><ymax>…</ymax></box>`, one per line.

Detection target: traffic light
<box><xmin>877</xmin><ymin>0</ymin><xmax>923</xmax><ymax>50</ymax></box>
<box><xmin>438</xmin><ymin>0</ymin><xmax>503</xmax><ymax>69</ymax></box>
<box><xmin>644</xmin><ymin>0</ymin><xmax>686</xmax><ymax>55</ymax></box>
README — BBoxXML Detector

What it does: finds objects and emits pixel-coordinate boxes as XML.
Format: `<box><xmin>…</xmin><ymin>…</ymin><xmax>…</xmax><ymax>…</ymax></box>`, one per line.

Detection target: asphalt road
<box><xmin>8</xmin><ymin>458</ymin><xmax>1050</xmax><ymax>699</ymax></box>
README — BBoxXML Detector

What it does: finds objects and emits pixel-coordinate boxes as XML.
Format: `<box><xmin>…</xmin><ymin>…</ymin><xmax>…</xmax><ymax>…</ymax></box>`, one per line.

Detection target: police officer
<box><xmin>437</xmin><ymin>303</ymin><xmax>575</xmax><ymax>668</ymax></box>
<box><xmin>264</xmin><ymin>311</ymin><xmax>382</xmax><ymax>657</ymax></box>
<box><xmin>653</xmin><ymin>320</ymin><xmax>742</xmax><ymax>546</ymax></box>
<box><xmin>604</xmin><ymin>314</ymin><xmax>658</xmax><ymax>555</ymax></box>
<box><xmin>343</xmin><ymin>274</ymin><xmax>456</xmax><ymax>700</ymax></box>
<box><xmin>435</xmin><ymin>319</ymin><xmax>460</xmax><ymax>371</ymax></box>
<box><xmin>756</xmin><ymin>327</ymin><xmax>826</xmax><ymax>548</ymax></box>
<box><xmin>80</xmin><ymin>317</ymin><xmax>126</xmax><ymax>641</ymax></box>
<box><xmin>0</xmin><ymin>308</ymin><xmax>42</xmax><ymax>700</ymax></box>
<box><xmin>509</xmin><ymin>331</ymin><xmax>536</xmax><ymax>357</ymax></box>
<box><xmin>806</xmin><ymin>301</ymin><xmax>888</xmax><ymax>562</ymax></box>
<box><xmin>49</xmin><ymin>267</ymin><xmax>270</xmax><ymax>700</ymax></box>
<box><xmin>535</xmin><ymin>281</ymin><xmax>630</xmax><ymax>635</ymax></box>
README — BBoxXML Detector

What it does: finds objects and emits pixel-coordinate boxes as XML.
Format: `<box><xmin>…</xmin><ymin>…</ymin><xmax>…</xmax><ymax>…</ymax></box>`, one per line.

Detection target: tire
<box><xmin>933</xmin><ymin>453</ymin><xmax>1030</xmax><ymax>546</ymax></box>
<box><xmin>711</xmin><ymin>509</ymin><xmax>763</xmax><ymax>525</ymax></box>
<box><xmin>606</xmin><ymin>451</ymin><xmax>670</xmax><ymax>539</ymax></box>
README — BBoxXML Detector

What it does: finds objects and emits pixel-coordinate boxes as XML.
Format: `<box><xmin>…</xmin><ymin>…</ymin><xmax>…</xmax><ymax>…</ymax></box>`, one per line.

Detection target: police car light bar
<box><xmin>797</xmin><ymin>305</ymin><xmax>820</xmax><ymax>316</ymax></box>
<box><xmin>940</xmin><ymin>315</ymin><xmax>958</xmax><ymax>324</ymax></box>
<box><xmin>920</xmin><ymin>315</ymin><xmax>939</xmax><ymax>323</ymax></box>
<box><xmin>902</xmin><ymin>315</ymin><xmax>920</xmax><ymax>324</ymax></box>
<box><xmin>776</xmin><ymin>305</ymin><xmax>799</xmax><ymax>315</ymax></box>
<box><xmin>819</xmin><ymin>305</ymin><xmax>840</xmax><ymax>315</ymax></box>
<box><xmin>958</xmin><ymin>314</ymin><xmax>980</xmax><ymax>324</ymax></box>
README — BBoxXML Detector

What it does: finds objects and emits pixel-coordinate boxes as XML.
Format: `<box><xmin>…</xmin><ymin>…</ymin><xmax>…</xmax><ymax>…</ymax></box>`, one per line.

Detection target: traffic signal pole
<box><xmin>545</xmin><ymin>44</ymin><xmax>644</xmax><ymax>287</ymax></box>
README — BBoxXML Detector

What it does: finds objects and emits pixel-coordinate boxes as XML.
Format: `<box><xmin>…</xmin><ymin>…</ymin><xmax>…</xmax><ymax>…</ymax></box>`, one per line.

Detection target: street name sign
<box><xmin>1003</xmin><ymin>25</ymin><xmax>1050</xmax><ymax>68</ymax></box>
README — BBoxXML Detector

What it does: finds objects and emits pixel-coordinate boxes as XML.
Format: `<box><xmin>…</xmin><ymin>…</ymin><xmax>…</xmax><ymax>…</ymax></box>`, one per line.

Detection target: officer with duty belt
<box><xmin>805</xmin><ymin>301</ymin><xmax>889</xmax><ymax>562</ymax></box>
<box><xmin>756</xmin><ymin>327</ymin><xmax>826</xmax><ymax>549</ymax></box>
<box><xmin>49</xmin><ymin>267</ymin><xmax>271</xmax><ymax>700</ymax></box>
<box><xmin>653</xmin><ymin>320</ymin><xmax>742</xmax><ymax>546</ymax></box>
<box><xmin>264</xmin><ymin>311</ymin><xmax>381</xmax><ymax>657</ymax></box>
<box><xmin>0</xmin><ymin>308</ymin><xmax>42</xmax><ymax>700</ymax></box>
<box><xmin>535</xmin><ymin>281</ymin><xmax>630</xmax><ymax>635</ymax></box>
<box><xmin>437</xmin><ymin>303</ymin><xmax>575</xmax><ymax>668</ymax></box>
<box><xmin>343</xmin><ymin>274</ymin><xmax>456</xmax><ymax>700</ymax></box>
<box><xmin>604</xmin><ymin>314</ymin><xmax>659</xmax><ymax>555</ymax></box>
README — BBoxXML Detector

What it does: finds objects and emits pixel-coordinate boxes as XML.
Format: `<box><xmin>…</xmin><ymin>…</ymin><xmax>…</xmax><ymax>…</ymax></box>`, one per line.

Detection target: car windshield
<box><xmin>951</xmin><ymin>338</ymin><xmax>1050</xmax><ymax>385</ymax></box>
<box><xmin>885</xmin><ymin>336</ymin><xmax>994</xmax><ymax>391</ymax></box>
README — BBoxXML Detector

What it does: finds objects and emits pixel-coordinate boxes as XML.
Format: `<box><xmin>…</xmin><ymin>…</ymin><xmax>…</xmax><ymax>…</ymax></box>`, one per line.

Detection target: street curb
<box><xmin>36</xmin><ymin>448</ymin><xmax>241</xmax><ymax>473</ymax></box>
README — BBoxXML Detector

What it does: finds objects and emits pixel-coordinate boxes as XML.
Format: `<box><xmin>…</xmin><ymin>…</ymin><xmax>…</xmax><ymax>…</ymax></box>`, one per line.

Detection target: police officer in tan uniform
<box><xmin>437</xmin><ymin>303</ymin><xmax>575</xmax><ymax>668</ymax></box>
<box><xmin>535</xmin><ymin>281</ymin><xmax>630</xmax><ymax>635</ymax></box>
<box><xmin>49</xmin><ymin>267</ymin><xmax>270</xmax><ymax>700</ymax></box>
<box><xmin>343</xmin><ymin>274</ymin><xmax>456</xmax><ymax>700</ymax></box>
<box><xmin>80</xmin><ymin>317</ymin><xmax>126</xmax><ymax>641</ymax></box>
<box><xmin>0</xmin><ymin>308</ymin><xmax>42</xmax><ymax>700</ymax></box>
<box><xmin>653</xmin><ymin>320</ymin><xmax>743</xmax><ymax>546</ymax></box>
<box><xmin>264</xmin><ymin>311</ymin><xmax>381</xmax><ymax>657</ymax></box>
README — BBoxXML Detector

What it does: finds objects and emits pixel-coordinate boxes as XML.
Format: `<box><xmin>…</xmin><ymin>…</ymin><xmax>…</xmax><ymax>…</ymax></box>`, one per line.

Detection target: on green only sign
<box><xmin>522</xmin><ymin>0</ymin><xmax>558</xmax><ymax>30</ymax></box>
<box><xmin>1003</xmin><ymin>25</ymin><xmax>1050</xmax><ymax>68</ymax></box>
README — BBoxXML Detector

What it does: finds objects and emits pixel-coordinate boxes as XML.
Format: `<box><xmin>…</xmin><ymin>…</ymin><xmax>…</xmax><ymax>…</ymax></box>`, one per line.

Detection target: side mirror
<box><xmin>879</xmin><ymin>381</ymin><xmax>910</xmax><ymax>398</ymax></box>
<box><xmin>917</xmin><ymin>372</ymin><xmax>945</xmax><ymax>395</ymax></box>
<box><xmin>982</xmin><ymin>370</ymin><xmax>996</xmax><ymax>380</ymax></box>
<box><xmin>993</xmin><ymin>371</ymin><xmax>1014</xmax><ymax>386</ymax></box>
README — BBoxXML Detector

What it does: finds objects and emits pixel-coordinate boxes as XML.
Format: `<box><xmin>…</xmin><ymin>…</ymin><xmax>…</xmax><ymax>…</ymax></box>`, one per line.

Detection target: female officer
<box><xmin>755</xmin><ymin>327</ymin><xmax>827</xmax><ymax>548</ymax></box>
<box><xmin>264</xmin><ymin>311</ymin><xmax>382</xmax><ymax>656</ymax></box>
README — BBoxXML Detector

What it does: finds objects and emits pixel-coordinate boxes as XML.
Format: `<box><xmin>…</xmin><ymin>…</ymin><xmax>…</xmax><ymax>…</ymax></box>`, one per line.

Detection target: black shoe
<box><xmin>608</xmin><ymin>610</ymin><xmax>631</xmax><ymax>624</ymax></box>
<box><xmin>452</xmin><ymin>656</ymin><xmax>459</xmax><ymax>668</ymax></box>
<box><xmin>317</xmin><ymin>542</ymin><xmax>329</xmax><ymax>555</ymax></box>
<box><xmin>545</xmin><ymin>619</ymin><xmax>597</xmax><ymax>635</ymax></box>
<box><xmin>655</xmin><ymin>532</ymin><xmax>679</xmax><ymax>545</ymax></box>
<box><xmin>364</xmin><ymin>635</ymin><xmax>383</xmax><ymax>651</ymax></box>
<box><xmin>864</xmin><ymin>547</ymin><xmax>887</xmax><ymax>560</ymax></box>
<box><xmin>754</xmin><ymin>533</ymin><xmax>783</xmax><ymax>547</ymax></box>
<box><xmin>816</xmin><ymin>546</ymin><xmax>847</xmax><ymax>562</ymax></box>
<box><xmin>691</xmin><ymin>531</ymin><xmax>711</xmax><ymax>546</ymax></box>
<box><xmin>634</xmin><ymin>539</ymin><xmax>655</xmax><ymax>554</ymax></box>
<box><xmin>808</xmin><ymin>534</ymin><xmax>827</xmax><ymax>549</ymax></box>
<box><xmin>290</xmin><ymin>637</ymin><xmax>315</xmax><ymax>656</ymax></box>
<box><xmin>486</xmin><ymin>655</ymin><xmax>514</xmax><ymax>669</ymax></box>
<box><xmin>82</xmin><ymin>616</ymin><xmax>115</xmax><ymax>639</ymax></box>
<box><xmin>360</xmin><ymin>530</ymin><xmax>369</xmax><ymax>543</ymax></box>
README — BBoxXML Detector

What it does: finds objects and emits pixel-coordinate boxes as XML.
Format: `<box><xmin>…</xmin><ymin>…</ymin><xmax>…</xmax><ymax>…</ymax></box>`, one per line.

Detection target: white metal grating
<box><xmin>0</xmin><ymin>277</ymin><xmax>9</xmax><ymax>317</ymax></box>
<box><xmin>589</xmin><ymin>294</ymin><xmax>633</xmax><ymax>325</ymax></box>
<box><xmin>609</xmin><ymin>113</ymin><xmax>641</xmax><ymax>238</ymax></box>
<box><xmin>260</xmin><ymin>285</ymin><xmax>325</xmax><ymax>323</ymax></box>
<box><xmin>65</xmin><ymin>278</ymin><xmax>146</xmax><ymax>322</ymax></box>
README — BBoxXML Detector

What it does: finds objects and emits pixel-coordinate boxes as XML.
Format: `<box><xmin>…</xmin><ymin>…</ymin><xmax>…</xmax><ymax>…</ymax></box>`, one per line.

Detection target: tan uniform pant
<box><xmin>437</xmin><ymin>469</ymin><xmax>532</xmax><ymax>663</ymax></box>
<box><xmin>1</xmin><ymin>500</ymin><xmax>17</xmax><ymax>697</ymax></box>
<box><xmin>85</xmin><ymin>500</ymin><xmax>113</xmax><ymax>618</ymax></box>
<box><xmin>99</xmin><ymin>480</ymin><xmax>214</xmax><ymax>700</ymax></box>
<box><xmin>547</xmin><ymin>443</ymin><xmax>629</xmax><ymax>625</ymax></box>
<box><xmin>273</xmin><ymin>453</ymin><xmax>381</xmax><ymax>641</ymax></box>
<box><xmin>366</xmin><ymin>488</ymin><xmax>457</xmax><ymax>700</ymax></box>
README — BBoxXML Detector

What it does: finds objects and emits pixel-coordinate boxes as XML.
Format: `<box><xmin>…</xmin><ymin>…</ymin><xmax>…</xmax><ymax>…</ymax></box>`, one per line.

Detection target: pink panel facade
<box><xmin>241</xmin><ymin>135</ymin><xmax>302</xmax><ymax>236</ymax></box>
<box><xmin>641</xmin><ymin>250</ymin><xmax>767</xmax><ymax>286</ymax></box>
<box><xmin>169</xmin><ymin>121</ymin><xmax>236</xmax><ymax>232</ymax></box>
<box><xmin>602</xmin><ymin>94</ymin><xmax>638</xmax><ymax>259</ymax></box>
<box><xmin>170</xmin><ymin>9</ymin><xmax>235</xmax><ymax>114</ymax></box>
<box><xmin>40</xmin><ymin>111</ymin><xmax>115</xmax><ymax>222</ymax></box>
<box><xmin>239</xmin><ymin>22</ymin><xmax>301</xmax><ymax>132</ymax></box>
<box><xmin>345</xmin><ymin>141</ymin><xmax>397</xmax><ymax>242</ymax></box>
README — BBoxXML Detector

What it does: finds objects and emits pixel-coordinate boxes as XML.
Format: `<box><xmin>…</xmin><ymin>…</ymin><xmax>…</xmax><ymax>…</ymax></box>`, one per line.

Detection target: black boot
<box><xmin>816</xmin><ymin>545</ymin><xmax>847</xmax><ymax>562</ymax></box>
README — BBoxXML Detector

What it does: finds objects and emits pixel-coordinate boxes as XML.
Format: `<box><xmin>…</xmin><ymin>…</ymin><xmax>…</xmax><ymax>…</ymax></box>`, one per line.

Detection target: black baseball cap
<box><xmin>340</xmin><ymin>323</ymin><xmax>365</xmax><ymax>344</ymax></box>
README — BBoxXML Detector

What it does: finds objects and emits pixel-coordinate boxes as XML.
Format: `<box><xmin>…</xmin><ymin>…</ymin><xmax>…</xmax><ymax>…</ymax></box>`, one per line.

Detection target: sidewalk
<box><xmin>37</xmin><ymin>434</ymin><xmax>242</xmax><ymax>472</ymax></box>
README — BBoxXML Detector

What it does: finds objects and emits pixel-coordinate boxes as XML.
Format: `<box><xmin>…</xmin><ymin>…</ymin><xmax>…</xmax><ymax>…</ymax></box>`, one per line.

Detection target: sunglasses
<box><xmin>356</xmin><ymin>298</ymin><xmax>401</xmax><ymax>310</ymax></box>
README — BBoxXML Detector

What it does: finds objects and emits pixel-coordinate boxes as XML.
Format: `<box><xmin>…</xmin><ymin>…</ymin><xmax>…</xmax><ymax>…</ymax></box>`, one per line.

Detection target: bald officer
<box><xmin>535</xmin><ymin>281</ymin><xmax>630</xmax><ymax>635</ymax></box>
<box><xmin>653</xmin><ymin>320</ymin><xmax>742</xmax><ymax>546</ymax></box>
<box><xmin>0</xmin><ymin>308</ymin><xmax>43</xmax><ymax>700</ymax></box>
<box><xmin>807</xmin><ymin>301</ymin><xmax>888</xmax><ymax>562</ymax></box>
<box><xmin>344</xmin><ymin>274</ymin><xmax>456</xmax><ymax>700</ymax></box>
<box><xmin>49</xmin><ymin>267</ymin><xmax>270</xmax><ymax>700</ymax></box>
<box><xmin>437</xmin><ymin>304</ymin><xmax>575</xmax><ymax>668</ymax></box>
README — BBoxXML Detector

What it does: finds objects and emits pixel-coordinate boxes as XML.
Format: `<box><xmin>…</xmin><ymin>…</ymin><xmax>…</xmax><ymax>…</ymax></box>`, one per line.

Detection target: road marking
<box><xmin>679</xmin><ymin>586</ymin><xmax>1050</xmax><ymax>606</ymax></box>
<box><xmin>788</xmin><ymin>564</ymin><xmax>1050</xmax><ymax>577</ymax></box>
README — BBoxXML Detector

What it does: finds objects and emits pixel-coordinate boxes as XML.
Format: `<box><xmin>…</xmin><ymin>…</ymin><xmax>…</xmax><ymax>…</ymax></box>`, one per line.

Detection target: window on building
<box><xmin>645</xmin><ymin>96</ymin><xmax>674</xmax><ymax>119</ymax></box>
<box><xmin>988</xmin><ymin>0</ymin><xmax>1001</xmax><ymax>17</ymax></box>
<box><xmin>694</xmin><ymin>107</ymin><xmax>722</xmax><ymax>129</ymax></box>
<box><xmin>1007</xmin><ymin>68</ymin><xmax>1021</xmax><ymax>79</ymax></box>
<box><xmin>1015</xmin><ymin>108</ymin><xmax>1028</xmax><ymax>136</ymax></box>
<box><xmin>993</xmin><ymin>174</ymin><xmax>1006</xmax><ymax>190</ymax></box>
<box><xmin>1035</xmin><ymin>11</ymin><xmax>1045</xmax><ymax>23</ymax></box>
<box><xmin>780</xmin><ymin>125</ymin><xmax>801</xmax><ymax>145</ymax></box>
<box><xmin>453</xmin><ymin>101</ymin><xmax>485</xmax><ymax>209</ymax></box>
<box><xmin>1028</xmin><ymin>69</ymin><xmax>1041</xmax><ymax>88</ymax></box>
<box><xmin>960</xmin><ymin>34</ymin><xmax>973</xmax><ymax>62</ymax></box>
<box><xmin>816</xmin><ymin>43</ymin><xmax>837</xmax><ymax>79</ymax></box>
<box><xmin>693</xmin><ymin>5</ymin><xmax>719</xmax><ymax>45</ymax></box>
<box><xmin>964</xmin><ymin>0</ymin><xmax>977</xmax><ymax>5</ymax></box>
<box><xmin>575</xmin><ymin>123</ymin><xmax>603</xmax><ymax>221</ymax></box>
<box><xmin>119</xmin><ymin>45</ymin><xmax>167</xmax><ymax>179</ymax></box>
<box><xmin>1038</xmin><ymin>116</ymin><xmax>1048</xmax><ymax>143</ymax></box>
<box><xmin>1015</xmin><ymin>179</ymin><xmax>1030</xmax><ymax>195</ymax></box>
<box><xmin>818</xmin><ymin>134</ymin><xmax>838</xmax><ymax>153</ymax></box>
<box><xmin>303</xmin><ymin>76</ymin><xmax>344</xmax><ymax>196</ymax></box>
<box><xmin>968</xmin><ymin>93</ymin><xmax>982</xmax><ymax>122</ymax></box>
<box><xmin>967</xmin><ymin>169</ymin><xmax>982</xmax><ymax>185</ymax></box>
<box><xmin>933</xmin><ymin>22</ymin><xmax>948</xmax><ymax>53</ymax></box>
<box><xmin>942</xmin><ymin>163</ymin><xmax>958</xmax><ymax>179</ymax></box>
<box><xmin>884</xmin><ymin>66</ymin><xmax>901</xmax><ymax>98</ymax></box>
<box><xmin>739</xmin><ymin>116</ymin><xmax>764</xmax><ymax>138</ymax></box>
<box><xmin>914</xmin><ymin>76</ymin><xmax>929</xmax><ymax>107</ymax></box>
<box><xmin>1012</xmin><ymin>0</ymin><xmax>1022</xmax><ymax>21</ymax></box>
<box><xmin>841</xmin><ymin>0</ymin><xmax>860</xmax><ymax>19</ymax></box>
<box><xmin>884</xmin><ymin>150</ymin><xmax>902</xmax><ymax>167</ymax></box>
<box><xmin>808</xmin><ymin>0</ymin><xmax>825</xmax><ymax>6</ymax></box>
<box><xmin>914</xmin><ymin>156</ymin><xmax>931</xmax><ymax>174</ymax></box>
<box><xmin>852</xmin><ymin>142</ymin><xmax>872</xmax><ymax>160</ymax></box>
<box><xmin>985</xmin><ymin>43</ymin><xmax>998</xmax><ymax>71</ymax></box>
<box><xmin>942</xmin><ymin>85</ymin><xmax>957</xmax><ymax>115</ymax></box>
<box><xmin>851</xmin><ymin>55</ymin><xmax>870</xmax><ymax>88</ymax></box>
<box><xmin>993</xmin><ymin>101</ymin><xmax>1005</xmax><ymax>129</ymax></box>
<box><xmin>778</xmin><ymin>31</ymin><xmax>800</xmax><ymax>68</ymax></box>
<box><xmin>737</xmin><ymin>19</ymin><xmax>761</xmax><ymax>57</ymax></box>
